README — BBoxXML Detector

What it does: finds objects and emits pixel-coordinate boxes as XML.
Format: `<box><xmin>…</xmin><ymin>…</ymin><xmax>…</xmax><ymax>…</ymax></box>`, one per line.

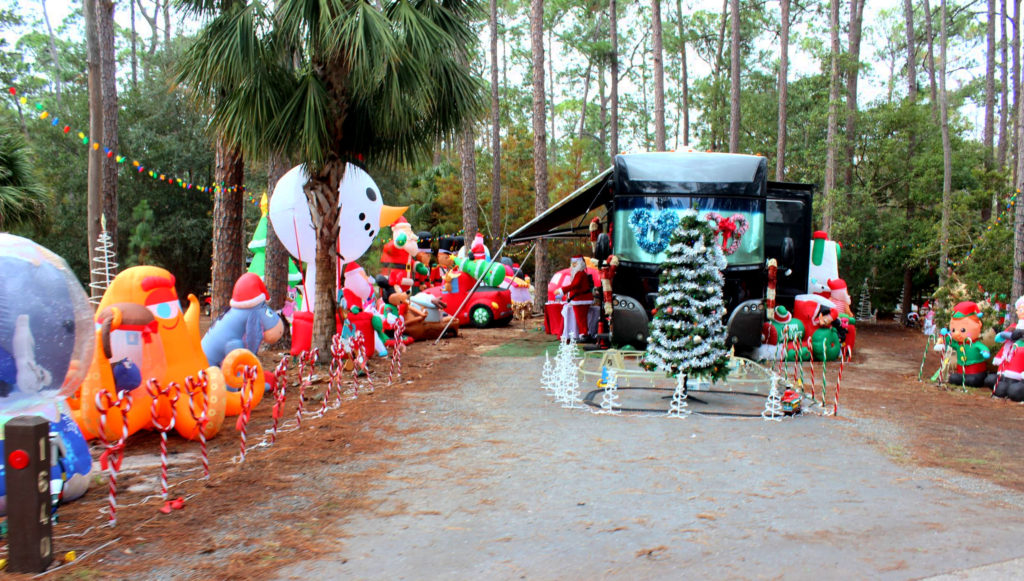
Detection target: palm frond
<box><xmin>0</xmin><ymin>131</ymin><xmax>50</xmax><ymax>230</ymax></box>
<box><xmin>267</xmin><ymin>70</ymin><xmax>333</xmax><ymax>171</ymax></box>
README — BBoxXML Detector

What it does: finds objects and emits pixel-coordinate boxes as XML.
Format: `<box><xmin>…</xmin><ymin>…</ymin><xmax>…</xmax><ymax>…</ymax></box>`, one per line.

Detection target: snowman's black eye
<box><xmin>366</xmin><ymin>187</ymin><xmax>377</xmax><ymax>202</ymax></box>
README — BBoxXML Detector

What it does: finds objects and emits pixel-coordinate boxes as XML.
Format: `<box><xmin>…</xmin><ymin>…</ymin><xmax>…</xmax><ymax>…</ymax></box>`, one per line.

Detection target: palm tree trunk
<box><xmin>85</xmin><ymin>0</ymin><xmax>104</xmax><ymax>301</ymax></box>
<box><xmin>652</xmin><ymin>0</ymin><xmax>666</xmax><ymax>151</ymax></box>
<box><xmin>306</xmin><ymin>160</ymin><xmax>344</xmax><ymax>354</ymax></box>
<box><xmin>843</xmin><ymin>0</ymin><xmax>864</xmax><ymax>188</ymax></box>
<box><xmin>904</xmin><ymin>0</ymin><xmax>918</xmax><ymax>102</ymax></box>
<box><xmin>822</xmin><ymin>0</ymin><xmax>841</xmax><ymax>231</ymax></box>
<box><xmin>99</xmin><ymin>0</ymin><xmax>118</xmax><ymax>254</ymax></box>
<box><xmin>265</xmin><ymin>152</ymin><xmax>290</xmax><ymax>311</ymax></box>
<box><xmin>548</xmin><ymin>28</ymin><xmax>556</xmax><ymax>161</ymax></box>
<box><xmin>531</xmin><ymin>0</ymin><xmax>550</xmax><ymax>308</ymax></box>
<box><xmin>609</xmin><ymin>0</ymin><xmax>619</xmax><ymax>159</ymax></box>
<box><xmin>1013</xmin><ymin>62</ymin><xmax>1024</xmax><ymax>301</ymax></box>
<box><xmin>728</xmin><ymin>0</ymin><xmax>741</xmax><ymax>153</ymax></box>
<box><xmin>775</xmin><ymin>0</ymin><xmax>790</xmax><ymax>181</ymax></box>
<box><xmin>210</xmin><ymin>141</ymin><xmax>246</xmax><ymax>318</ymax></box>
<box><xmin>939</xmin><ymin>0</ymin><xmax>952</xmax><ymax>289</ymax></box>
<box><xmin>489</xmin><ymin>0</ymin><xmax>501</xmax><ymax>239</ymax></box>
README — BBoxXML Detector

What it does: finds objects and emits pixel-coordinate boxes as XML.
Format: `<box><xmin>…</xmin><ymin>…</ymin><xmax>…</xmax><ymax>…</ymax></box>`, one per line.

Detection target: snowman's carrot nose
<box><xmin>379</xmin><ymin>205</ymin><xmax>407</xmax><ymax>227</ymax></box>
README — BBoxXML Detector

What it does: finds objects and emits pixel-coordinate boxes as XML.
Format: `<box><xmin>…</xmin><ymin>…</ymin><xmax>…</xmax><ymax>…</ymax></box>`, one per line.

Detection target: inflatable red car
<box><xmin>421</xmin><ymin>271</ymin><xmax>513</xmax><ymax>328</ymax></box>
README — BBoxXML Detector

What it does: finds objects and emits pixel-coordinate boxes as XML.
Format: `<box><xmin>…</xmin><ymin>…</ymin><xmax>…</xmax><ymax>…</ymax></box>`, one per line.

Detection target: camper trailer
<box><xmin>507</xmin><ymin>151</ymin><xmax>814</xmax><ymax>354</ymax></box>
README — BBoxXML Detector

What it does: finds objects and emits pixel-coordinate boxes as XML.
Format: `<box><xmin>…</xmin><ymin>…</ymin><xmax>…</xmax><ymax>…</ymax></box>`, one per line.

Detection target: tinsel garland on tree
<box><xmin>642</xmin><ymin>210</ymin><xmax>731</xmax><ymax>382</ymax></box>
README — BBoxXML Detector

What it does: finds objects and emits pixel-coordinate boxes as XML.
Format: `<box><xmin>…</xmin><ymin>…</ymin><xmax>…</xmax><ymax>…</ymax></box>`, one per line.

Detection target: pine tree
<box><xmin>643</xmin><ymin>210</ymin><xmax>731</xmax><ymax>382</ymax></box>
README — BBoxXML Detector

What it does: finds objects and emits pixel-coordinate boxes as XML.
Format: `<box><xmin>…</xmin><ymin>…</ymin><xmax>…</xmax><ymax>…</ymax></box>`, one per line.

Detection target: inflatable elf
<box><xmin>991</xmin><ymin>296</ymin><xmax>1024</xmax><ymax>400</ymax></box>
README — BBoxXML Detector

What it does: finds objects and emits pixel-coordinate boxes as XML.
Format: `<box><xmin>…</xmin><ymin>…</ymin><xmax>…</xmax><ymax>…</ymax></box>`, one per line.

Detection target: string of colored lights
<box><xmin>7</xmin><ymin>86</ymin><xmax>242</xmax><ymax>195</ymax></box>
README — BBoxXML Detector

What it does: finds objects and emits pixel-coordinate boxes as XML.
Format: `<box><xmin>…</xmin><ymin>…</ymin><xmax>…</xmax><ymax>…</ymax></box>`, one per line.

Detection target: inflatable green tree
<box><xmin>643</xmin><ymin>210</ymin><xmax>731</xmax><ymax>383</ymax></box>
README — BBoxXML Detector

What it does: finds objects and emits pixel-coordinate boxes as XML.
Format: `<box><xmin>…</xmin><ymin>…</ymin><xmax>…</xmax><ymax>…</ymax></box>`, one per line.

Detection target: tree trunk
<box><xmin>138</xmin><ymin>0</ymin><xmax>159</xmax><ymax>58</ymax></box>
<box><xmin>715</xmin><ymin>0</ymin><xmax>728</xmax><ymax>151</ymax></box>
<box><xmin>305</xmin><ymin>160</ymin><xmax>344</xmax><ymax>354</ymax></box>
<box><xmin>210</xmin><ymin>141</ymin><xmax>246</xmax><ymax>318</ymax></box>
<box><xmin>939</xmin><ymin>0</ymin><xmax>952</xmax><ymax>289</ymax></box>
<box><xmin>41</xmin><ymin>0</ymin><xmax>63</xmax><ymax>110</ymax></box>
<box><xmin>265</xmin><ymin>153</ymin><xmax>290</xmax><ymax>311</ymax></box>
<box><xmin>130</xmin><ymin>0</ymin><xmax>138</xmax><ymax>88</ymax></box>
<box><xmin>99</xmin><ymin>0</ymin><xmax>118</xmax><ymax>254</ymax></box>
<box><xmin>609</xmin><ymin>0</ymin><xmax>619</xmax><ymax>159</ymax></box>
<box><xmin>985</xmin><ymin>0</ymin><xmax>997</xmax><ymax>169</ymax></box>
<box><xmin>1013</xmin><ymin>0</ymin><xmax>1021</xmax><ymax>187</ymax></box>
<box><xmin>775</xmin><ymin>0</ymin><xmax>790</xmax><ymax>181</ymax></box>
<box><xmin>85</xmin><ymin>0</ymin><xmax>104</xmax><ymax>302</ymax></box>
<box><xmin>599</xmin><ymin>61</ymin><xmax>608</xmax><ymax>164</ymax></box>
<box><xmin>843</xmin><ymin>0</ymin><xmax>864</xmax><ymax>188</ymax></box>
<box><xmin>574</xmin><ymin>60</ymin><xmax>594</xmax><ymax>187</ymax></box>
<box><xmin>489</xmin><ymin>0</ymin><xmax>501</xmax><ymax>239</ymax></box>
<box><xmin>163</xmin><ymin>0</ymin><xmax>171</xmax><ymax>48</ymax></box>
<box><xmin>652</xmin><ymin>0</ymin><xmax>667</xmax><ymax>151</ymax></box>
<box><xmin>822</xmin><ymin>0</ymin><xmax>841</xmax><ymax>232</ymax></box>
<box><xmin>728</xmin><ymin>0</ymin><xmax>741</xmax><ymax>153</ymax></box>
<box><xmin>678</xmin><ymin>0</ymin><xmax>689</xmax><ymax>147</ymax></box>
<box><xmin>998</xmin><ymin>0</ymin><xmax>1009</xmax><ymax>169</ymax></box>
<box><xmin>460</xmin><ymin>126</ymin><xmax>479</xmax><ymax>245</ymax></box>
<box><xmin>904</xmin><ymin>0</ymin><xmax>918</xmax><ymax>102</ymax></box>
<box><xmin>548</xmin><ymin>28</ymin><xmax>556</xmax><ymax>162</ymax></box>
<box><xmin>923</xmin><ymin>0</ymin><xmax>939</xmax><ymax>120</ymax></box>
<box><xmin>531</xmin><ymin>0</ymin><xmax>550</xmax><ymax>308</ymax></box>
<box><xmin>1013</xmin><ymin>52</ymin><xmax>1024</xmax><ymax>302</ymax></box>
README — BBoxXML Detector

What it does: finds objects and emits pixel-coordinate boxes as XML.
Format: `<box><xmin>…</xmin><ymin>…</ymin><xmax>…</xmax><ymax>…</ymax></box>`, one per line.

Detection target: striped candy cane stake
<box><xmin>918</xmin><ymin>334</ymin><xmax>934</xmax><ymax>382</ymax></box>
<box><xmin>819</xmin><ymin>338</ymin><xmax>829</xmax><ymax>409</ymax></box>
<box><xmin>834</xmin><ymin>349</ymin><xmax>845</xmax><ymax>416</ymax></box>
<box><xmin>147</xmin><ymin>379</ymin><xmax>179</xmax><ymax>500</ymax></box>
<box><xmin>325</xmin><ymin>334</ymin><xmax>345</xmax><ymax>414</ymax></box>
<box><xmin>96</xmin><ymin>389</ymin><xmax>132</xmax><ymax>526</ymax></box>
<box><xmin>236</xmin><ymin>366</ymin><xmax>258</xmax><ymax>464</ymax></box>
<box><xmin>389</xmin><ymin>317</ymin><xmax>406</xmax><ymax>384</ymax></box>
<box><xmin>270</xmin><ymin>356</ymin><xmax>289</xmax><ymax>444</ymax></box>
<box><xmin>805</xmin><ymin>342</ymin><xmax>818</xmax><ymax>403</ymax></box>
<box><xmin>184</xmin><ymin>372</ymin><xmax>211</xmax><ymax>478</ymax></box>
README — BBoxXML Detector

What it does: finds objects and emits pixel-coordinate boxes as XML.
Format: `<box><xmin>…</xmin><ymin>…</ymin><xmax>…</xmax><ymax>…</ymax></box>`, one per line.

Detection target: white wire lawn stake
<box><xmin>761</xmin><ymin>376</ymin><xmax>783</xmax><ymax>421</ymax></box>
<box><xmin>562</xmin><ymin>340</ymin><xmax>584</xmax><ymax>409</ymax></box>
<box><xmin>540</xmin><ymin>352</ymin><xmax>555</xmax><ymax>392</ymax></box>
<box><xmin>598</xmin><ymin>368</ymin><xmax>621</xmax><ymax>414</ymax></box>
<box><xmin>552</xmin><ymin>338</ymin><xmax>571</xmax><ymax>402</ymax></box>
<box><xmin>666</xmin><ymin>373</ymin><xmax>691</xmax><ymax>418</ymax></box>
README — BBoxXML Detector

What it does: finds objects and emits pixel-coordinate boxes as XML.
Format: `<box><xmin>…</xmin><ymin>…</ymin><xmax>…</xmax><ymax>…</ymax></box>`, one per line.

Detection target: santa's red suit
<box><xmin>379</xmin><ymin>241</ymin><xmax>413</xmax><ymax>291</ymax></box>
<box><xmin>559</xmin><ymin>257</ymin><xmax>594</xmax><ymax>339</ymax></box>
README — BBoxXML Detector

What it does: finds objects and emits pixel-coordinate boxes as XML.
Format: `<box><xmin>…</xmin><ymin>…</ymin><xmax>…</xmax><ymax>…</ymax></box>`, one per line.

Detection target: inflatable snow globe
<box><xmin>0</xmin><ymin>233</ymin><xmax>94</xmax><ymax>422</ymax></box>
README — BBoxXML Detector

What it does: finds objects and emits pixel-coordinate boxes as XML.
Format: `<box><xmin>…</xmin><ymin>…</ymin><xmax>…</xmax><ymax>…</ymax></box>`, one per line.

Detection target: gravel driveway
<box><xmin>275</xmin><ymin>355</ymin><xmax>1024</xmax><ymax>580</ymax></box>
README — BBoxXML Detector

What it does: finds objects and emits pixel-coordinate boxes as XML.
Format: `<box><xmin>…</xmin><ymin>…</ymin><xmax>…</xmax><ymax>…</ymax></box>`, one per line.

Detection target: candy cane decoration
<box><xmin>325</xmin><ymin>334</ymin><xmax>345</xmax><ymax>414</ymax></box>
<box><xmin>236</xmin><ymin>365</ymin><xmax>258</xmax><ymax>464</ymax></box>
<box><xmin>819</xmin><ymin>338</ymin><xmax>829</xmax><ymax>409</ymax></box>
<box><xmin>958</xmin><ymin>340</ymin><xmax>970</xmax><ymax>391</ymax></box>
<box><xmin>147</xmin><ymin>378</ymin><xmax>179</xmax><ymax>500</ymax></box>
<box><xmin>804</xmin><ymin>342</ymin><xmax>818</xmax><ymax>403</ymax></box>
<box><xmin>184</xmin><ymin>372</ymin><xmax>211</xmax><ymax>478</ymax></box>
<box><xmin>351</xmin><ymin>331</ymin><xmax>371</xmax><ymax>395</ymax></box>
<box><xmin>296</xmin><ymin>349</ymin><xmax>318</xmax><ymax>428</ymax></box>
<box><xmin>834</xmin><ymin>349</ymin><xmax>845</xmax><ymax>416</ymax></box>
<box><xmin>389</xmin><ymin>317</ymin><xmax>406</xmax><ymax>385</ymax></box>
<box><xmin>270</xmin><ymin>356</ymin><xmax>289</xmax><ymax>444</ymax></box>
<box><xmin>96</xmin><ymin>389</ymin><xmax>132</xmax><ymax>526</ymax></box>
<box><xmin>917</xmin><ymin>334</ymin><xmax>935</xmax><ymax>382</ymax></box>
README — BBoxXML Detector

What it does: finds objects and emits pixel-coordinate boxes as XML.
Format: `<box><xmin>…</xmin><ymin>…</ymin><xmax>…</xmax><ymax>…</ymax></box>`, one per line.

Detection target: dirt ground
<box><xmin>2</xmin><ymin>319</ymin><xmax>1022</xmax><ymax>579</ymax></box>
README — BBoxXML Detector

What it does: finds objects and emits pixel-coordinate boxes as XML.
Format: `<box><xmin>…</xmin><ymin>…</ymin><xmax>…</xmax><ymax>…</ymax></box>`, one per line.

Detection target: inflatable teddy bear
<box><xmin>934</xmin><ymin>301</ymin><xmax>991</xmax><ymax>388</ymax></box>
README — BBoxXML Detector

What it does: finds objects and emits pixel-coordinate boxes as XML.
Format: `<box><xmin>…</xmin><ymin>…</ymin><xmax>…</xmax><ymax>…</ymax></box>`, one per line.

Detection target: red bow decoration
<box><xmin>99</xmin><ymin>441</ymin><xmax>126</xmax><ymax>471</ymax></box>
<box><xmin>705</xmin><ymin>212</ymin><xmax>749</xmax><ymax>255</ymax></box>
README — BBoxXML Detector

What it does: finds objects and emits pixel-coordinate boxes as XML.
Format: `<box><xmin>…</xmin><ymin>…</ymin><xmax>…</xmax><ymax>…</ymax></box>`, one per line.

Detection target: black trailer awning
<box><xmin>506</xmin><ymin>167</ymin><xmax>613</xmax><ymax>244</ymax></box>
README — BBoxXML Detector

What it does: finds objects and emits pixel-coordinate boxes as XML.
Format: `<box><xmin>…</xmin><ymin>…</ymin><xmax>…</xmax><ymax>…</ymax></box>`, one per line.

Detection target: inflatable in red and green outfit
<box><xmin>756</xmin><ymin>306</ymin><xmax>811</xmax><ymax>362</ymax></box>
<box><xmin>934</xmin><ymin>301</ymin><xmax>991</xmax><ymax>388</ymax></box>
<box><xmin>826</xmin><ymin>278</ymin><xmax>856</xmax><ymax>350</ymax></box>
<box><xmin>379</xmin><ymin>217</ymin><xmax>428</xmax><ymax>292</ymax></box>
<box><xmin>989</xmin><ymin>296</ymin><xmax>1024</xmax><ymax>399</ymax></box>
<box><xmin>792</xmin><ymin>294</ymin><xmax>848</xmax><ymax>361</ymax></box>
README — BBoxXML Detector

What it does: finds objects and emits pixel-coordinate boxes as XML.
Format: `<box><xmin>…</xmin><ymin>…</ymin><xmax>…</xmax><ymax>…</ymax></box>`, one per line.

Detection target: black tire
<box><xmin>470</xmin><ymin>305</ymin><xmax>494</xmax><ymax>328</ymax></box>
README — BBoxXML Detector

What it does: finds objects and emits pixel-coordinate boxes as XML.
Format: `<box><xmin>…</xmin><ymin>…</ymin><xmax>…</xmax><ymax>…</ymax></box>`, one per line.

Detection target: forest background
<box><xmin>0</xmin><ymin>0</ymin><xmax>1017</xmax><ymax>324</ymax></box>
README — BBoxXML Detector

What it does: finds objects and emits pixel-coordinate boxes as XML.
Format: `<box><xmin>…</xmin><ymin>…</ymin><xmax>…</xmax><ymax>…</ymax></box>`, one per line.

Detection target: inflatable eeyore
<box><xmin>202</xmin><ymin>273</ymin><xmax>284</xmax><ymax>368</ymax></box>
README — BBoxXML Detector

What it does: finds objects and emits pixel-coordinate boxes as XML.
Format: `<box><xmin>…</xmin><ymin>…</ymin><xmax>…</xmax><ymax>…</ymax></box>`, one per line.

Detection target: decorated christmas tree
<box><xmin>857</xmin><ymin>277</ymin><xmax>873</xmax><ymax>321</ymax></box>
<box><xmin>643</xmin><ymin>210</ymin><xmax>731</xmax><ymax>383</ymax></box>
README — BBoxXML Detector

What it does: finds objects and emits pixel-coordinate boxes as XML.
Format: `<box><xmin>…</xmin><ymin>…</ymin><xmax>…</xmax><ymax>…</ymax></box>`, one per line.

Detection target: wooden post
<box><xmin>4</xmin><ymin>416</ymin><xmax>53</xmax><ymax>573</ymax></box>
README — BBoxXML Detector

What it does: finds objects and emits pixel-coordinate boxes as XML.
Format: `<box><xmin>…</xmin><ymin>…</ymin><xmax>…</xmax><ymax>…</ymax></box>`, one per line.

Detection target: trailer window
<box><xmin>613</xmin><ymin>196</ymin><xmax>764</xmax><ymax>266</ymax></box>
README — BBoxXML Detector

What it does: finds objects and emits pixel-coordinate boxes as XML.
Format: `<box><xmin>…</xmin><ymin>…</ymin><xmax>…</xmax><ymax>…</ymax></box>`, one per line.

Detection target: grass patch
<box><xmin>482</xmin><ymin>339</ymin><xmax>559</xmax><ymax>358</ymax></box>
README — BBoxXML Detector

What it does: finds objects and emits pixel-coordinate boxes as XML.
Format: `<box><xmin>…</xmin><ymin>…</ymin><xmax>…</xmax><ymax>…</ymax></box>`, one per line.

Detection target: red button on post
<box><xmin>8</xmin><ymin>449</ymin><xmax>30</xmax><ymax>470</ymax></box>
